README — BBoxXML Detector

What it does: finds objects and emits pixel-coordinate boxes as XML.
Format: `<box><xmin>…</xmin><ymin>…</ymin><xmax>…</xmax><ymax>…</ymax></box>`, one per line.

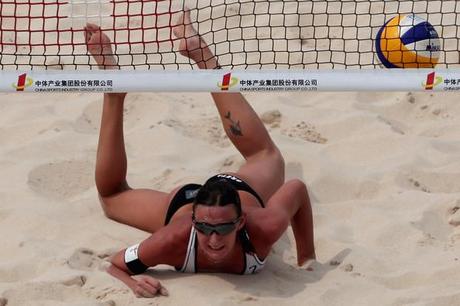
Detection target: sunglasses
<box><xmin>192</xmin><ymin>216</ymin><xmax>241</xmax><ymax>236</ymax></box>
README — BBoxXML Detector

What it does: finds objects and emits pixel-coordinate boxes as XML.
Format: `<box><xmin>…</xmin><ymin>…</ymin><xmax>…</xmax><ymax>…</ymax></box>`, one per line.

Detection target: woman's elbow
<box><xmin>286</xmin><ymin>179</ymin><xmax>308</xmax><ymax>195</ymax></box>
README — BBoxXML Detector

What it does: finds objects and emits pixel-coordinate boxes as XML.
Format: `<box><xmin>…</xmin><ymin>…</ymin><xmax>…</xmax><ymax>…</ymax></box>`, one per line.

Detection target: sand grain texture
<box><xmin>1</xmin><ymin>1</ymin><xmax>460</xmax><ymax>305</ymax></box>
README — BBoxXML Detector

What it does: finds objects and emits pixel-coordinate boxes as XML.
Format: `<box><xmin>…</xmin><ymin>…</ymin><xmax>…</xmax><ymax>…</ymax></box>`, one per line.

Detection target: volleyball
<box><xmin>375</xmin><ymin>14</ymin><xmax>441</xmax><ymax>68</ymax></box>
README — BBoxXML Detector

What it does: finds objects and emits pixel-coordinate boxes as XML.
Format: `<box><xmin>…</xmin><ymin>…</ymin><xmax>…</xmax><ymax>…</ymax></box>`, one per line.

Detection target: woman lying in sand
<box><xmin>85</xmin><ymin>11</ymin><xmax>315</xmax><ymax>298</ymax></box>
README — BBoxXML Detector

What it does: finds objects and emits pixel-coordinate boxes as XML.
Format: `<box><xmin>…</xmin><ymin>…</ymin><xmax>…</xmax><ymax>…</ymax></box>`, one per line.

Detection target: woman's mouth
<box><xmin>208</xmin><ymin>245</ymin><xmax>224</xmax><ymax>251</ymax></box>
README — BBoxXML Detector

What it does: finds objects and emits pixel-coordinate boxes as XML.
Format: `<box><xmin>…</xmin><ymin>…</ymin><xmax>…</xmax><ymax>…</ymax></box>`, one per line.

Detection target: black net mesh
<box><xmin>0</xmin><ymin>0</ymin><xmax>459</xmax><ymax>70</ymax></box>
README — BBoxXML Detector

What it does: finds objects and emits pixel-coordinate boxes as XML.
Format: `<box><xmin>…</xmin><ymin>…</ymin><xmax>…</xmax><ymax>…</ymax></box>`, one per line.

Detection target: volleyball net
<box><xmin>1</xmin><ymin>0</ymin><xmax>460</xmax><ymax>92</ymax></box>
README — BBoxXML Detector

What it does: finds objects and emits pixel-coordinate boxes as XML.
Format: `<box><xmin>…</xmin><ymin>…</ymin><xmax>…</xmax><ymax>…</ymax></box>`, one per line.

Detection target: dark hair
<box><xmin>192</xmin><ymin>179</ymin><xmax>242</xmax><ymax>217</ymax></box>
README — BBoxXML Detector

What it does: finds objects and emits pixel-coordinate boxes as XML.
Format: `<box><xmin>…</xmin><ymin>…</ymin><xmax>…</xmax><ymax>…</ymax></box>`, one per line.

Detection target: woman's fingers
<box><xmin>139</xmin><ymin>280</ymin><xmax>158</xmax><ymax>295</ymax></box>
<box><xmin>134</xmin><ymin>286</ymin><xmax>155</xmax><ymax>298</ymax></box>
<box><xmin>84</xmin><ymin>23</ymin><xmax>103</xmax><ymax>44</ymax></box>
<box><xmin>85</xmin><ymin>23</ymin><xmax>100</xmax><ymax>32</ymax></box>
<box><xmin>159</xmin><ymin>286</ymin><xmax>169</xmax><ymax>296</ymax></box>
<box><xmin>133</xmin><ymin>276</ymin><xmax>168</xmax><ymax>298</ymax></box>
<box><xmin>144</xmin><ymin>279</ymin><xmax>168</xmax><ymax>296</ymax></box>
<box><xmin>84</xmin><ymin>27</ymin><xmax>91</xmax><ymax>42</ymax></box>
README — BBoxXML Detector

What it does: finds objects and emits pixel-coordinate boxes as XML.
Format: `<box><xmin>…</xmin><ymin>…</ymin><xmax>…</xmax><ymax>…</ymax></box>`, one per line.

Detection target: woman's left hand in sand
<box><xmin>130</xmin><ymin>275</ymin><xmax>169</xmax><ymax>298</ymax></box>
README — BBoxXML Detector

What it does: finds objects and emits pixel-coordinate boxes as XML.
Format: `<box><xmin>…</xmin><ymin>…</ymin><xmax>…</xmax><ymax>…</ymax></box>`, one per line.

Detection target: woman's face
<box><xmin>193</xmin><ymin>204</ymin><xmax>244</xmax><ymax>263</ymax></box>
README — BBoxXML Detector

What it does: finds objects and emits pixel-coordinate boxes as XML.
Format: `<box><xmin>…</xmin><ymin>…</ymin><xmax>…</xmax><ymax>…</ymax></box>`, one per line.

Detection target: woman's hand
<box><xmin>106</xmin><ymin>263</ymin><xmax>167</xmax><ymax>298</ymax></box>
<box><xmin>130</xmin><ymin>275</ymin><xmax>169</xmax><ymax>298</ymax></box>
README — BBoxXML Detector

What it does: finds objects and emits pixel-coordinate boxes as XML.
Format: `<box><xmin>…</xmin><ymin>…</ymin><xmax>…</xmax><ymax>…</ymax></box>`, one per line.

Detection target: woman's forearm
<box><xmin>107</xmin><ymin>263</ymin><xmax>136</xmax><ymax>290</ymax></box>
<box><xmin>290</xmin><ymin>182</ymin><xmax>316</xmax><ymax>265</ymax></box>
<box><xmin>107</xmin><ymin>248</ymin><xmax>167</xmax><ymax>298</ymax></box>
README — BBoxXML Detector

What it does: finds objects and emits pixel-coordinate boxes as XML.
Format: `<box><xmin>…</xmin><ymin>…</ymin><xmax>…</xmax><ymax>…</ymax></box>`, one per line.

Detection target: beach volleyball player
<box><xmin>85</xmin><ymin>11</ymin><xmax>315</xmax><ymax>298</ymax></box>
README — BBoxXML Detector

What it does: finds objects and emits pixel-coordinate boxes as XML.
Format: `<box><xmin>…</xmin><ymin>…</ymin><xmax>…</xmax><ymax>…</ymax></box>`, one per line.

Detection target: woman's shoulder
<box><xmin>160</xmin><ymin>215</ymin><xmax>194</xmax><ymax>249</ymax></box>
<box><xmin>244</xmin><ymin>212</ymin><xmax>274</xmax><ymax>259</ymax></box>
<box><xmin>147</xmin><ymin>215</ymin><xmax>193</xmax><ymax>267</ymax></box>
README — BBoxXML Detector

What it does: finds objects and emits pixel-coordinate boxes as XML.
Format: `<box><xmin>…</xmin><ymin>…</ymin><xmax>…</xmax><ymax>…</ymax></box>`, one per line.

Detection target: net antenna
<box><xmin>1</xmin><ymin>0</ymin><xmax>460</xmax><ymax>92</ymax></box>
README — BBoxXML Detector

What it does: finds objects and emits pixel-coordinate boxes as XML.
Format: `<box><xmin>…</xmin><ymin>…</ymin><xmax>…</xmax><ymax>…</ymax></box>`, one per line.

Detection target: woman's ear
<box><xmin>237</xmin><ymin>212</ymin><xmax>247</xmax><ymax>230</ymax></box>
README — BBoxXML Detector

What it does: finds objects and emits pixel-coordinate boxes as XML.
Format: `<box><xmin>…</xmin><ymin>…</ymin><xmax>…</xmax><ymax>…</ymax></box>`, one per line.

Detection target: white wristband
<box><xmin>124</xmin><ymin>243</ymin><xmax>140</xmax><ymax>263</ymax></box>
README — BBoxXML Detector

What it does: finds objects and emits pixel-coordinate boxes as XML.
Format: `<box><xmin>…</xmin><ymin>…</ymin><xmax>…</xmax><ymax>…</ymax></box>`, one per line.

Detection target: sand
<box><xmin>1</xmin><ymin>90</ymin><xmax>460</xmax><ymax>306</ymax></box>
<box><xmin>2</xmin><ymin>0</ymin><xmax>460</xmax><ymax>305</ymax></box>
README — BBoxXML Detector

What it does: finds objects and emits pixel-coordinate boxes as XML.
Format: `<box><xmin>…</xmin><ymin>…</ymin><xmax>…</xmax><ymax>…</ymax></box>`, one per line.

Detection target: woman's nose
<box><xmin>209</xmin><ymin>232</ymin><xmax>221</xmax><ymax>242</ymax></box>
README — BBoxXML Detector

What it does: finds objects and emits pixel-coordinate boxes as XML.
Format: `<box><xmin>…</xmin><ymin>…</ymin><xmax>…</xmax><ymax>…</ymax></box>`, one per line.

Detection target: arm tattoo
<box><xmin>224</xmin><ymin>111</ymin><xmax>243</xmax><ymax>136</ymax></box>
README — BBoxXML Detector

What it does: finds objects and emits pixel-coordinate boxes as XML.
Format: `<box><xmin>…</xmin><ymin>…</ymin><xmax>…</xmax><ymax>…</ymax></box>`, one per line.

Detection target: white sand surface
<box><xmin>2</xmin><ymin>1</ymin><xmax>460</xmax><ymax>305</ymax></box>
<box><xmin>1</xmin><ymin>90</ymin><xmax>460</xmax><ymax>306</ymax></box>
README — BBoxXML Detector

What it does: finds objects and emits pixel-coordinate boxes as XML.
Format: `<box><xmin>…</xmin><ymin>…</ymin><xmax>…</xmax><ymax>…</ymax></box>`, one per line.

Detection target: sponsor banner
<box><xmin>9</xmin><ymin>73</ymin><xmax>114</xmax><ymax>93</ymax></box>
<box><xmin>218</xmin><ymin>72</ymin><xmax>318</xmax><ymax>92</ymax></box>
<box><xmin>1</xmin><ymin>70</ymin><xmax>460</xmax><ymax>92</ymax></box>
<box><xmin>424</xmin><ymin>72</ymin><xmax>460</xmax><ymax>91</ymax></box>
<box><xmin>12</xmin><ymin>73</ymin><xmax>34</xmax><ymax>91</ymax></box>
<box><xmin>216</xmin><ymin>70</ymin><xmax>460</xmax><ymax>92</ymax></box>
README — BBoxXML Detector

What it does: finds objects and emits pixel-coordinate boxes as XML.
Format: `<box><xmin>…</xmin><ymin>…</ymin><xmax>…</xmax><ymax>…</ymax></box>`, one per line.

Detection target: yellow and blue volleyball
<box><xmin>376</xmin><ymin>14</ymin><xmax>441</xmax><ymax>68</ymax></box>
